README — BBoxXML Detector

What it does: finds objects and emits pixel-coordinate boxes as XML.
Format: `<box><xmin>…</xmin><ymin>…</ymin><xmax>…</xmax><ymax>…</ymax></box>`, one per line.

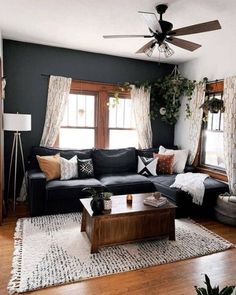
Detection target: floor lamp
<box><xmin>3</xmin><ymin>113</ymin><xmax>31</xmax><ymax>211</ymax></box>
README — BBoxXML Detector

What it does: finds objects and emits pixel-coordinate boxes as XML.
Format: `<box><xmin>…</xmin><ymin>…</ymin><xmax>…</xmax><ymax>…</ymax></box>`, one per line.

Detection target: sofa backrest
<box><xmin>28</xmin><ymin>146</ymin><xmax>92</xmax><ymax>169</ymax></box>
<box><xmin>92</xmin><ymin>148</ymin><xmax>137</xmax><ymax>176</ymax></box>
<box><xmin>137</xmin><ymin>146</ymin><xmax>178</xmax><ymax>158</ymax></box>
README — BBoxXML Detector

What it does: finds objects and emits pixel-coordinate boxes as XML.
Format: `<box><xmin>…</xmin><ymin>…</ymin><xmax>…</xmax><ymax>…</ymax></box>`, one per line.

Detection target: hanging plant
<box><xmin>150</xmin><ymin>67</ymin><xmax>196</xmax><ymax>125</ymax></box>
<box><xmin>200</xmin><ymin>96</ymin><xmax>225</xmax><ymax>114</ymax></box>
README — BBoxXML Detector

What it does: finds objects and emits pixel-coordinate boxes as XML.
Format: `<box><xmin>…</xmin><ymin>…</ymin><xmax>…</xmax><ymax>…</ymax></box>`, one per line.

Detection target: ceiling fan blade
<box><xmin>136</xmin><ymin>40</ymin><xmax>155</xmax><ymax>54</ymax></box>
<box><xmin>103</xmin><ymin>34</ymin><xmax>152</xmax><ymax>39</ymax></box>
<box><xmin>168</xmin><ymin>20</ymin><xmax>221</xmax><ymax>36</ymax></box>
<box><xmin>166</xmin><ymin>37</ymin><xmax>201</xmax><ymax>51</ymax></box>
<box><xmin>138</xmin><ymin>11</ymin><xmax>162</xmax><ymax>33</ymax></box>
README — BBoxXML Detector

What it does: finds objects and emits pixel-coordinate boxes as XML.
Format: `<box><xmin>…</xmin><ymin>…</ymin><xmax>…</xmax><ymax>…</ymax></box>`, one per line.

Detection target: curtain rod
<box><xmin>41</xmin><ymin>74</ymin><xmax>99</xmax><ymax>83</ymax></box>
<box><xmin>206</xmin><ymin>79</ymin><xmax>224</xmax><ymax>84</ymax></box>
<box><xmin>40</xmin><ymin>74</ymin><xmax>102</xmax><ymax>83</ymax></box>
<box><xmin>40</xmin><ymin>74</ymin><xmax>125</xmax><ymax>86</ymax></box>
<box><xmin>41</xmin><ymin>73</ymin><xmax>71</xmax><ymax>79</ymax></box>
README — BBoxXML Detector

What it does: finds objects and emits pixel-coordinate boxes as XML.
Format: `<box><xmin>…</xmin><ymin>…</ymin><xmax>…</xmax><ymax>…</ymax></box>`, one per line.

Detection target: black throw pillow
<box><xmin>78</xmin><ymin>158</ymin><xmax>94</xmax><ymax>178</ymax></box>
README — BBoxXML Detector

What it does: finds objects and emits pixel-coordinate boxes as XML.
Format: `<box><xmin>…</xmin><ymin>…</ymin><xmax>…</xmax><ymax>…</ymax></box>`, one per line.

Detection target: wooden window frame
<box><xmin>55</xmin><ymin>80</ymin><xmax>131</xmax><ymax>149</ymax></box>
<box><xmin>195</xmin><ymin>80</ymin><xmax>227</xmax><ymax>181</ymax></box>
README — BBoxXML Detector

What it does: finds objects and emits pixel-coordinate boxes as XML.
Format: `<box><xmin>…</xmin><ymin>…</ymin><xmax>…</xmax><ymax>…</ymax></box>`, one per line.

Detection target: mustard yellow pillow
<box><xmin>36</xmin><ymin>154</ymin><xmax>60</xmax><ymax>181</ymax></box>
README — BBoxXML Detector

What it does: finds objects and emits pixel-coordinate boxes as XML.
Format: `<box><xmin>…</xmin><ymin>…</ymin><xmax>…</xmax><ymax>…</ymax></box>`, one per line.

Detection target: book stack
<box><xmin>143</xmin><ymin>195</ymin><xmax>167</xmax><ymax>207</ymax></box>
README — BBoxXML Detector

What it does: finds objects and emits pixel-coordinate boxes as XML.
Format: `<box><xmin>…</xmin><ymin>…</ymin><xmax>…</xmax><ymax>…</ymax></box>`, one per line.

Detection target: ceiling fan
<box><xmin>103</xmin><ymin>4</ymin><xmax>221</xmax><ymax>58</ymax></box>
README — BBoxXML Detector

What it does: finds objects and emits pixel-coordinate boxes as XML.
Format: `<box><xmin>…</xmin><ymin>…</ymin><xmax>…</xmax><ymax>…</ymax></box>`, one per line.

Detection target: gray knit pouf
<box><xmin>215</xmin><ymin>195</ymin><xmax>236</xmax><ymax>226</ymax></box>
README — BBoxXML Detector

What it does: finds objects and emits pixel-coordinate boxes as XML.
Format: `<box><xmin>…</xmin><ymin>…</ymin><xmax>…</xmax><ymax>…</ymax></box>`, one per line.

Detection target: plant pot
<box><xmin>104</xmin><ymin>199</ymin><xmax>112</xmax><ymax>210</ymax></box>
<box><xmin>90</xmin><ymin>197</ymin><xmax>104</xmax><ymax>214</ymax></box>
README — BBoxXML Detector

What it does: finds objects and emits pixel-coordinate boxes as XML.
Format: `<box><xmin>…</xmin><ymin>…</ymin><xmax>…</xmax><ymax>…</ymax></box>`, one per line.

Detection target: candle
<box><xmin>127</xmin><ymin>194</ymin><xmax>133</xmax><ymax>203</ymax></box>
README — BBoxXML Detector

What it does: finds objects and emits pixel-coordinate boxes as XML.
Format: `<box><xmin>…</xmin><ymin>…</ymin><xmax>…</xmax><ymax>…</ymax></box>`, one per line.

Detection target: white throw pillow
<box><xmin>159</xmin><ymin>146</ymin><xmax>188</xmax><ymax>173</ymax></box>
<box><xmin>60</xmin><ymin>156</ymin><xmax>78</xmax><ymax>180</ymax></box>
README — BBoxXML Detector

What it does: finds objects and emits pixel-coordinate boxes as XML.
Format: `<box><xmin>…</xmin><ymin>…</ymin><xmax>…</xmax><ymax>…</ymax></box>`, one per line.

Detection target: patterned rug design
<box><xmin>8</xmin><ymin>213</ymin><xmax>233</xmax><ymax>294</ymax></box>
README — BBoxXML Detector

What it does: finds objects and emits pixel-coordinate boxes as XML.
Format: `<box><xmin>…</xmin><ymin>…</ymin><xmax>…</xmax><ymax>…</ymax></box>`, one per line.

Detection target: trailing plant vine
<box><xmin>150</xmin><ymin>71</ymin><xmax>196</xmax><ymax>124</ymax></box>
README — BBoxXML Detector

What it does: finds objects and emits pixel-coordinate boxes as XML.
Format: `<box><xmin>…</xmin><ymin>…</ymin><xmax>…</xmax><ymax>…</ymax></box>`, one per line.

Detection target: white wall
<box><xmin>174</xmin><ymin>23</ymin><xmax>236</xmax><ymax>149</ymax></box>
<box><xmin>0</xmin><ymin>30</ymin><xmax>2</xmax><ymax>58</ymax></box>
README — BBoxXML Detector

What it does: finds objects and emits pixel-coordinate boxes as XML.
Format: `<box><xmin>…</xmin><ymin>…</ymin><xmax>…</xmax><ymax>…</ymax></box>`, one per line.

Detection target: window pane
<box><xmin>220</xmin><ymin>113</ymin><xmax>224</xmax><ymax>131</ymax></box>
<box><xmin>116</xmin><ymin>99</ymin><xmax>125</xmax><ymax>128</ymax></box>
<box><xmin>207</xmin><ymin>112</ymin><xmax>213</xmax><ymax>130</ymax></box>
<box><xmin>212</xmin><ymin>112</ymin><xmax>220</xmax><ymax>130</ymax></box>
<box><xmin>85</xmin><ymin>95</ymin><xmax>95</xmax><ymax>126</ymax></box>
<box><xmin>68</xmin><ymin>94</ymin><xmax>77</xmax><ymax>126</ymax></box>
<box><xmin>77</xmin><ymin>94</ymin><xmax>86</xmax><ymax>126</ymax></box>
<box><xmin>59</xmin><ymin>128</ymin><xmax>95</xmax><ymax>149</ymax></box>
<box><xmin>62</xmin><ymin>94</ymin><xmax>95</xmax><ymax>128</ymax></box>
<box><xmin>109</xmin><ymin>130</ymin><xmax>138</xmax><ymax>148</ymax></box>
<box><xmin>109</xmin><ymin>97</ymin><xmax>135</xmax><ymax>128</ymax></box>
<box><xmin>201</xmin><ymin>130</ymin><xmax>225</xmax><ymax>169</ymax></box>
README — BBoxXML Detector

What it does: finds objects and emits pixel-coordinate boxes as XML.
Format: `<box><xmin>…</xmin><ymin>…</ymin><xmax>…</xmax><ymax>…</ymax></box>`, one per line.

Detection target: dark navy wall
<box><xmin>3</xmin><ymin>40</ymin><xmax>175</xmax><ymax>193</ymax></box>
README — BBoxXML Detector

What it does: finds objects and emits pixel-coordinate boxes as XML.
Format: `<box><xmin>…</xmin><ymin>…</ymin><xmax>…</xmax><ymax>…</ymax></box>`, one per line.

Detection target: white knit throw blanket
<box><xmin>170</xmin><ymin>172</ymin><xmax>209</xmax><ymax>205</ymax></box>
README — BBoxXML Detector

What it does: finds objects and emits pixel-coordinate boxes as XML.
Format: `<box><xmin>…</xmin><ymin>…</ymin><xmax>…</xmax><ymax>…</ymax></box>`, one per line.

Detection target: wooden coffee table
<box><xmin>80</xmin><ymin>193</ymin><xmax>176</xmax><ymax>253</ymax></box>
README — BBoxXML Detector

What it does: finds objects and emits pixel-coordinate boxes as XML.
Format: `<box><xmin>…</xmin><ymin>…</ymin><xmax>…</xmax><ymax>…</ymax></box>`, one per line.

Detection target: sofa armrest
<box><xmin>27</xmin><ymin>169</ymin><xmax>46</xmax><ymax>216</ymax></box>
<box><xmin>184</xmin><ymin>165</ymin><xmax>197</xmax><ymax>173</ymax></box>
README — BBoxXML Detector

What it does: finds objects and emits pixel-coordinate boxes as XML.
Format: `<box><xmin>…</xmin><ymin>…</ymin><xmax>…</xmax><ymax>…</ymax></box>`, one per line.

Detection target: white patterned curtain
<box><xmin>131</xmin><ymin>85</ymin><xmax>152</xmax><ymax>149</ymax></box>
<box><xmin>223</xmin><ymin>76</ymin><xmax>236</xmax><ymax>194</ymax></box>
<box><xmin>18</xmin><ymin>75</ymin><xmax>71</xmax><ymax>201</ymax></box>
<box><xmin>187</xmin><ymin>83</ymin><xmax>206</xmax><ymax>164</ymax></box>
<box><xmin>40</xmin><ymin>75</ymin><xmax>72</xmax><ymax>147</ymax></box>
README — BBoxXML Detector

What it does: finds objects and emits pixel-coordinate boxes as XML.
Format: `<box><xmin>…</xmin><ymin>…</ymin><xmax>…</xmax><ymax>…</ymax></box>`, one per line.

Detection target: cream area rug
<box><xmin>8</xmin><ymin>213</ymin><xmax>233</xmax><ymax>294</ymax></box>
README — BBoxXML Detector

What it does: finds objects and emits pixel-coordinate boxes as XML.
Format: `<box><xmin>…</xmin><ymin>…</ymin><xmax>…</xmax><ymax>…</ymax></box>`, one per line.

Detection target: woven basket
<box><xmin>214</xmin><ymin>194</ymin><xmax>236</xmax><ymax>226</ymax></box>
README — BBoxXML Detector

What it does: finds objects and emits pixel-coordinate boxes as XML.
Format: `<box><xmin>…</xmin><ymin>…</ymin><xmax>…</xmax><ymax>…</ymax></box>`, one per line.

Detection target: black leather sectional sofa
<box><xmin>27</xmin><ymin>146</ymin><xmax>229</xmax><ymax>217</ymax></box>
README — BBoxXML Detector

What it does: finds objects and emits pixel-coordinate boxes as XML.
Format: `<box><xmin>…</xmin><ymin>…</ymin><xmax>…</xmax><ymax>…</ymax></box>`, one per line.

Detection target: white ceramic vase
<box><xmin>104</xmin><ymin>199</ymin><xmax>112</xmax><ymax>210</ymax></box>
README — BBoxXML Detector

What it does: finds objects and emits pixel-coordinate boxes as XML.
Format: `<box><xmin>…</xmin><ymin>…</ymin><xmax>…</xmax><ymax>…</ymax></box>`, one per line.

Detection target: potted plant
<box><xmin>82</xmin><ymin>187</ymin><xmax>104</xmax><ymax>214</ymax></box>
<box><xmin>103</xmin><ymin>192</ymin><xmax>113</xmax><ymax>210</ymax></box>
<box><xmin>200</xmin><ymin>97</ymin><xmax>225</xmax><ymax>114</ymax></box>
<box><xmin>194</xmin><ymin>274</ymin><xmax>235</xmax><ymax>295</ymax></box>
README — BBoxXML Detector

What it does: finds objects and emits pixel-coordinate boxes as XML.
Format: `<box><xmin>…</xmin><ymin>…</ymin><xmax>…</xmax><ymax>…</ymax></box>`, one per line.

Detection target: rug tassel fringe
<box><xmin>7</xmin><ymin>218</ymin><xmax>24</xmax><ymax>295</ymax></box>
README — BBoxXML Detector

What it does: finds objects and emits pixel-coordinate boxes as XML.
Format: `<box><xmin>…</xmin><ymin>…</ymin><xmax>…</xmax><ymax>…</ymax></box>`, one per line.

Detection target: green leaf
<box><xmin>194</xmin><ymin>287</ymin><xmax>208</xmax><ymax>295</ymax></box>
<box><xmin>220</xmin><ymin>286</ymin><xmax>236</xmax><ymax>295</ymax></box>
<box><xmin>204</xmin><ymin>274</ymin><xmax>214</xmax><ymax>295</ymax></box>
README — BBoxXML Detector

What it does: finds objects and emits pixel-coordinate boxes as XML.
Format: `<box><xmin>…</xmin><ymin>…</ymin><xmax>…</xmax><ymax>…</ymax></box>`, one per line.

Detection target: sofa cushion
<box><xmin>93</xmin><ymin>148</ymin><xmax>137</xmax><ymax>176</ymax></box>
<box><xmin>159</xmin><ymin>145</ymin><xmax>189</xmax><ymax>173</ymax></box>
<box><xmin>153</xmin><ymin>154</ymin><xmax>174</xmax><ymax>174</ymax></box>
<box><xmin>78</xmin><ymin>158</ymin><xmax>94</xmax><ymax>178</ymax></box>
<box><xmin>60</xmin><ymin>156</ymin><xmax>78</xmax><ymax>180</ymax></box>
<box><xmin>28</xmin><ymin>146</ymin><xmax>92</xmax><ymax>169</ymax></box>
<box><xmin>36</xmin><ymin>154</ymin><xmax>61</xmax><ymax>181</ymax></box>
<box><xmin>98</xmin><ymin>173</ymin><xmax>155</xmax><ymax>195</ymax></box>
<box><xmin>46</xmin><ymin>178</ymin><xmax>104</xmax><ymax>201</ymax></box>
<box><xmin>137</xmin><ymin>156</ymin><xmax>157</xmax><ymax>176</ymax></box>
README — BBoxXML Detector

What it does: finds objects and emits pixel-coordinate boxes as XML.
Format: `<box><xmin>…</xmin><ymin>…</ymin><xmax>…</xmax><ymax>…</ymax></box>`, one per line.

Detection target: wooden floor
<box><xmin>0</xmin><ymin>204</ymin><xmax>236</xmax><ymax>295</ymax></box>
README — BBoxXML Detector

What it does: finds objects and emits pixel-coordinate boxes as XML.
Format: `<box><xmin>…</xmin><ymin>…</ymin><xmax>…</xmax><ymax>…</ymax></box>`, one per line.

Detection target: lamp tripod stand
<box><xmin>7</xmin><ymin>132</ymin><xmax>26</xmax><ymax>211</ymax></box>
<box><xmin>3</xmin><ymin>113</ymin><xmax>31</xmax><ymax>212</ymax></box>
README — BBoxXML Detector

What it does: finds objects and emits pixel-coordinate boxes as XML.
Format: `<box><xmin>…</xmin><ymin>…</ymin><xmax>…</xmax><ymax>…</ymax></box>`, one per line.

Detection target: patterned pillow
<box><xmin>60</xmin><ymin>156</ymin><xmax>78</xmax><ymax>180</ymax></box>
<box><xmin>78</xmin><ymin>158</ymin><xmax>94</xmax><ymax>178</ymax></box>
<box><xmin>153</xmin><ymin>153</ymin><xmax>174</xmax><ymax>174</ymax></box>
<box><xmin>137</xmin><ymin>156</ymin><xmax>158</xmax><ymax>176</ymax></box>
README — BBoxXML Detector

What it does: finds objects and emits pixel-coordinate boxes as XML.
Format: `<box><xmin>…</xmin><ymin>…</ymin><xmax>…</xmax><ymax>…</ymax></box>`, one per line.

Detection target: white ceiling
<box><xmin>0</xmin><ymin>0</ymin><xmax>235</xmax><ymax>64</ymax></box>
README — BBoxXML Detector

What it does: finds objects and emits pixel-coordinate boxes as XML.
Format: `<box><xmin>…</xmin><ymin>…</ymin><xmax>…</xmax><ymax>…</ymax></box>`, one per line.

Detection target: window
<box><xmin>108</xmin><ymin>96</ymin><xmax>138</xmax><ymax>148</ymax></box>
<box><xmin>200</xmin><ymin>81</ymin><xmax>225</xmax><ymax>171</ymax></box>
<box><xmin>57</xmin><ymin>80</ymin><xmax>138</xmax><ymax>149</ymax></box>
<box><xmin>60</xmin><ymin>93</ymin><xmax>96</xmax><ymax>149</ymax></box>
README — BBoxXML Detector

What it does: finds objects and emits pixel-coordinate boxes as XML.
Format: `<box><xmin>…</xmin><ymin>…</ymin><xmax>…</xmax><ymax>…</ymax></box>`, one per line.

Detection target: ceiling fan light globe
<box><xmin>164</xmin><ymin>47</ymin><xmax>174</xmax><ymax>57</ymax></box>
<box><xmin>144</xmin><ymin>42</ymin><xmax>156</xmax><ymax>57</ymax></box>
<box><xmin>158</xmin><ymin>42</ymin><xmax>174</xmax><ymax>58</ymax></box>
<box><xmin>144</xmin><ymin>46</ymin><xmax>155</xmax><ymax>57</ymax></box>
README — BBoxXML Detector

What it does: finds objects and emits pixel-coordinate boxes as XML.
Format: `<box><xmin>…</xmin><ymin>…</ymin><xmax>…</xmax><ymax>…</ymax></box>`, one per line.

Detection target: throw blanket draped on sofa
<box><xmin>170</xmin><ymin>172</ymin><xmax>209</xmax><ymax>205</ymax></box>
